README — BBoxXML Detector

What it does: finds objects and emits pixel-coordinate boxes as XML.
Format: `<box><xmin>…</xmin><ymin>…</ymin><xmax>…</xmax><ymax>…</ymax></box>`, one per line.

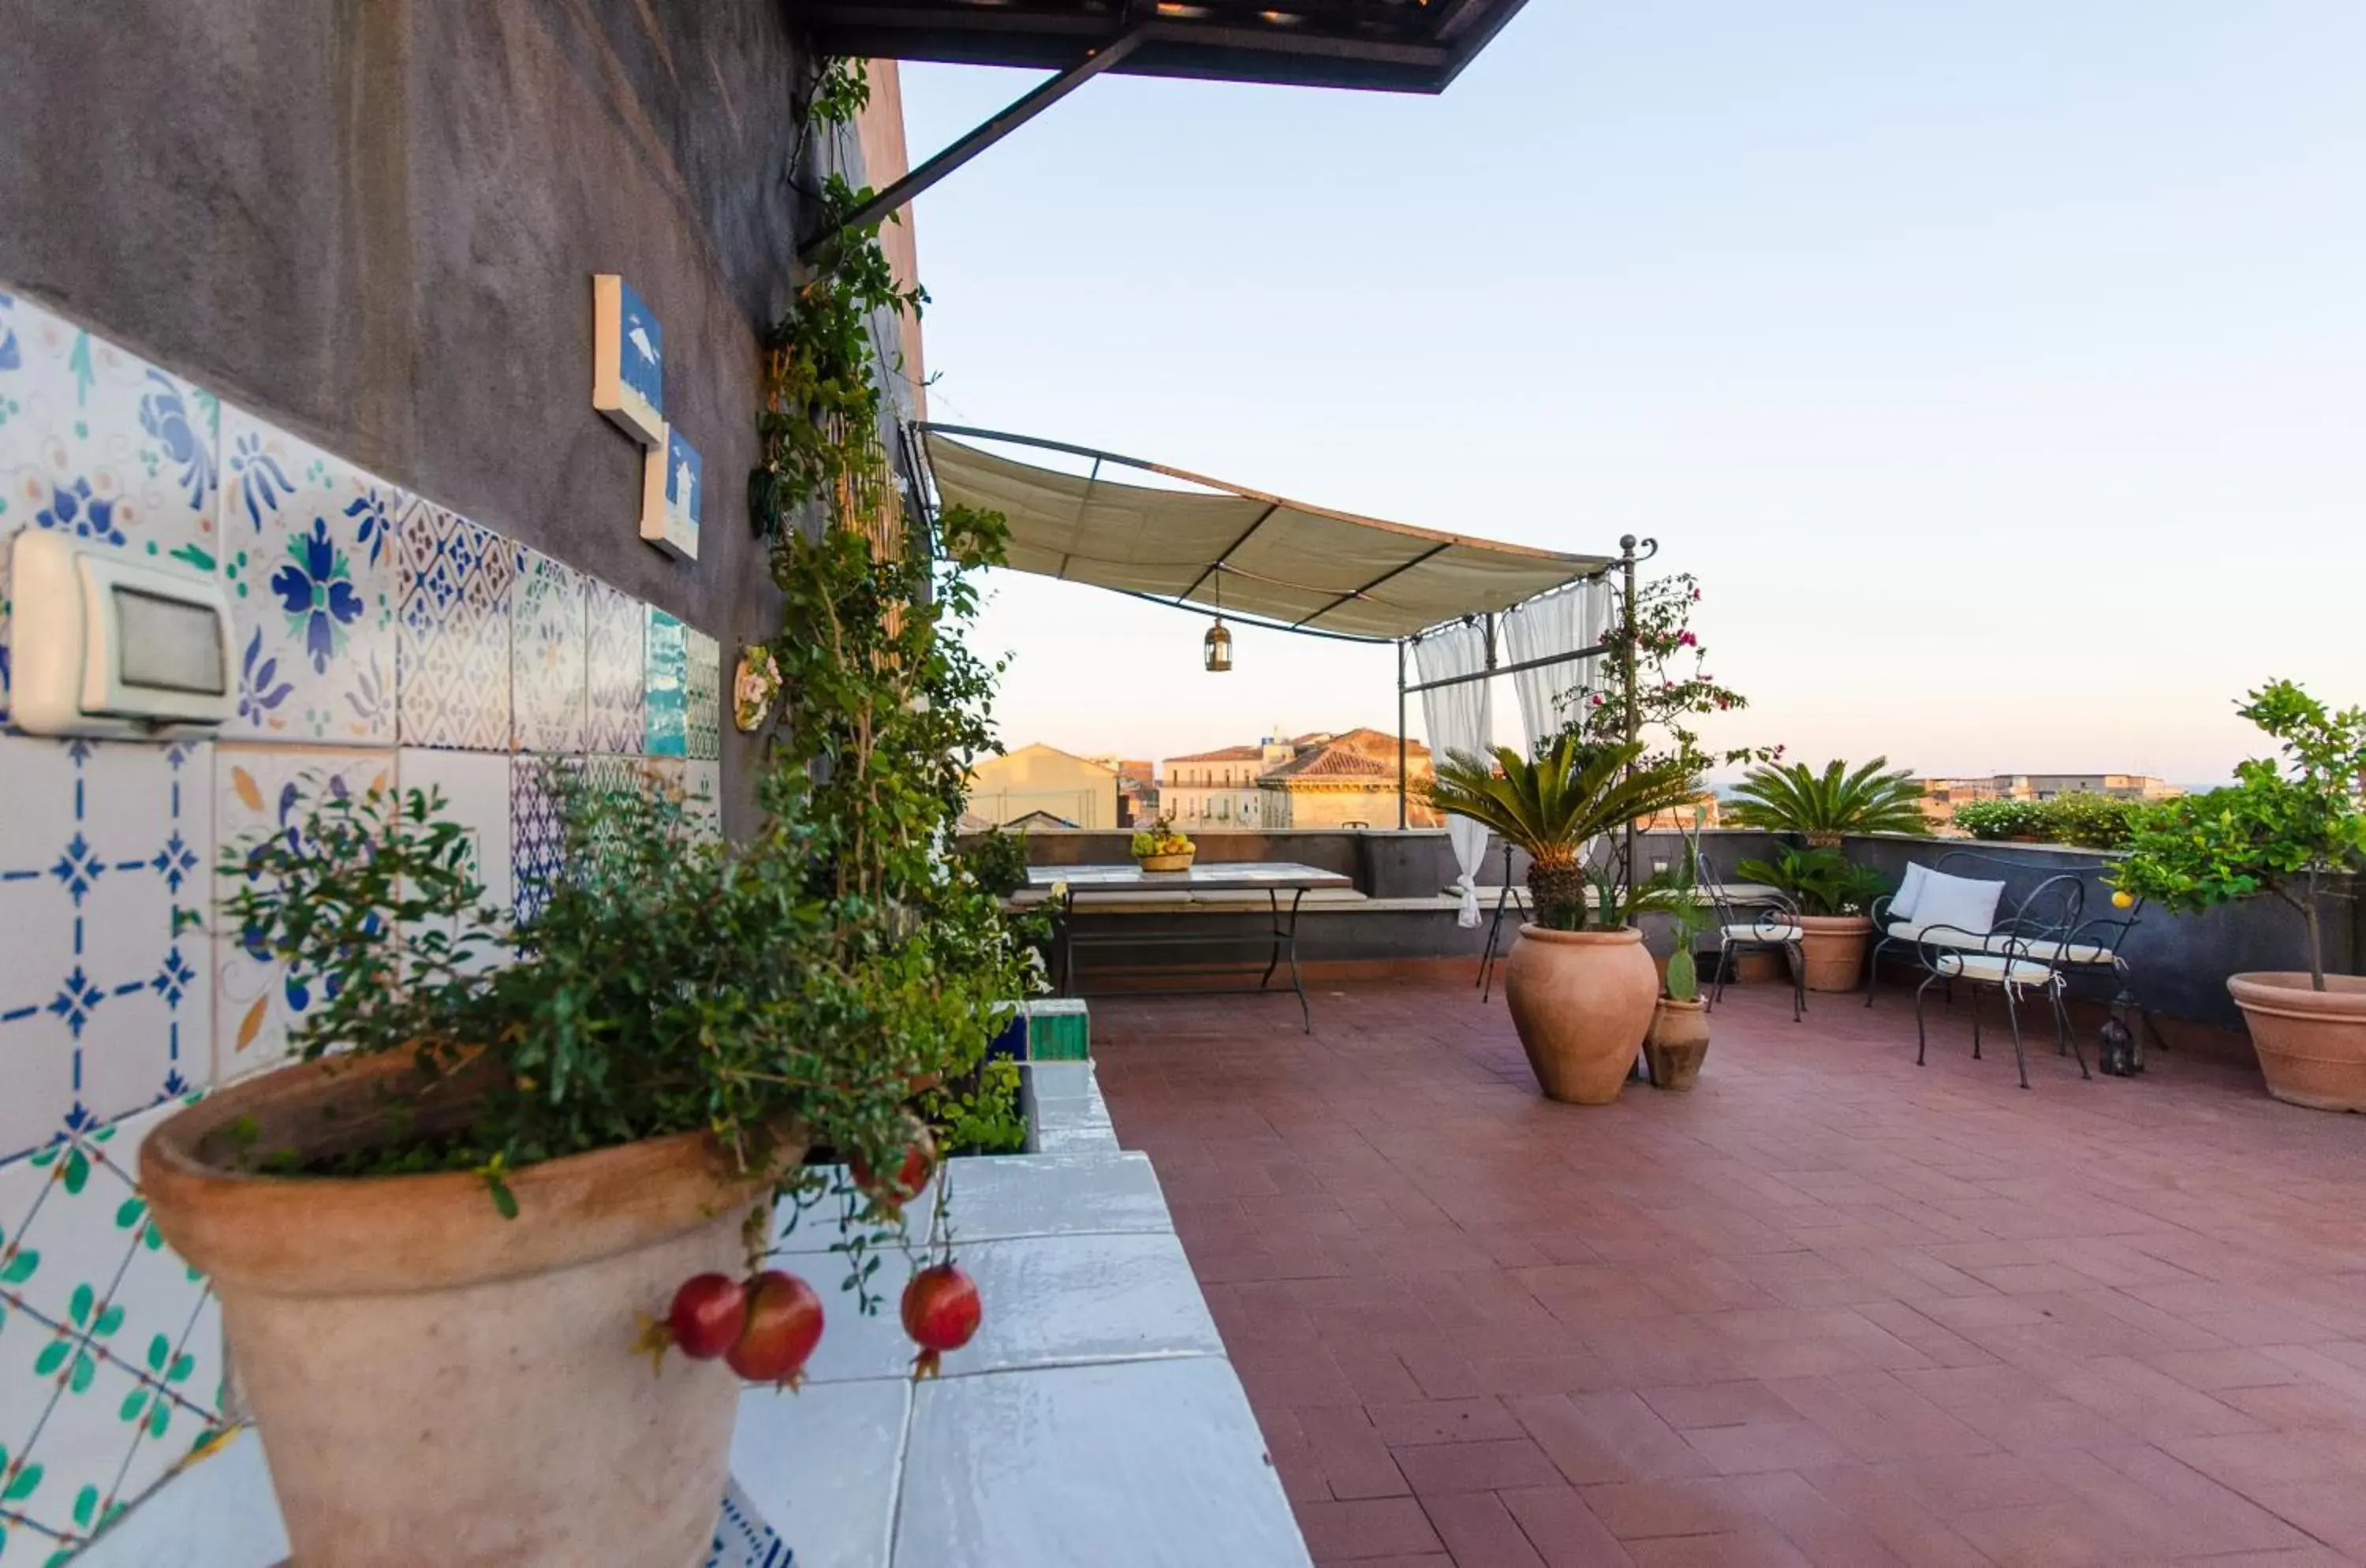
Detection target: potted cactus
<box><xmin>1644</xmin><ymin>820</ymin><xmax>1714</xmax><ymax>1091</ymax></box>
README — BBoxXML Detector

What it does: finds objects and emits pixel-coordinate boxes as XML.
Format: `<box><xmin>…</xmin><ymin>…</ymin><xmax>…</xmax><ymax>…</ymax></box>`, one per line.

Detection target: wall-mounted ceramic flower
<box><xmin>733</xmin><ymin>643</ymin><xmax>781</xmax><ymax>734</ymax></box>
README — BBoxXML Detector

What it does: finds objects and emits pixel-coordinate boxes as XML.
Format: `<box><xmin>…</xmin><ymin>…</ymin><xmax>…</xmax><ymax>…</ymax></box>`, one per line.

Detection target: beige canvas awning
<box><xmin>920</xmin><ymin>426</ymin><xmax>1614</xmax><ymax>641</ymax></box>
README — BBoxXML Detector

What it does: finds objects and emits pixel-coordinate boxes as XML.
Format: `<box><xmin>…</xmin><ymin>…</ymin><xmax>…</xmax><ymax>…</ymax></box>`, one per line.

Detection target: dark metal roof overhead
<box><xmin>794</xmin><ymin>0</ymin><xmax>1531</xmax><ymax>94</ymax></box>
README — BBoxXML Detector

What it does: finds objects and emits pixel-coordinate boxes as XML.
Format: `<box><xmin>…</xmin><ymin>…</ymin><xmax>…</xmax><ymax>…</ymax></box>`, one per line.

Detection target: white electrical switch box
<box><xmin>7</xmin><ymin>528</ymin><xmax>237</xmax><ymax>737</ymax></box>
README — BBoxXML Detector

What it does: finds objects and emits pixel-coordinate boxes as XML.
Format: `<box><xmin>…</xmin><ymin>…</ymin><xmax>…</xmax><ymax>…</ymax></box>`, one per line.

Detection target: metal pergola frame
<box><xmin>909</xmin><ymin>420</ymin><xmax>1654</xmax><ymax>849</ymax></box>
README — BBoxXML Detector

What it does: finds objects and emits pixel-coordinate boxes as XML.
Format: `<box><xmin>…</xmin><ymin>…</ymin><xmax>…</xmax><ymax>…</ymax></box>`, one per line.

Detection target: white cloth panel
<box><xmin>1502</xmin><ymin>579</ymin><xmax>1610</xmax><ymax>750</ymax></box>
<box><xmin>1413</xmin><ymin>621</ymin><xmax>1494</xmax><ymax>928</ymax></box>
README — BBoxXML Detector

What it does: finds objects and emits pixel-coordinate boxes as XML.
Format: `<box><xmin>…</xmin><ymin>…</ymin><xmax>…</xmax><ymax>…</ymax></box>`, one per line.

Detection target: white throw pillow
<box><xmin>1911</xmin><ymin>871</ymin><xmax>2006</xmax><ymax>936</ymax></box>
<box><xmin>1890</xmin><ymin>862</ymin><xmax>1932</xmax><ymax>921</ymax></box>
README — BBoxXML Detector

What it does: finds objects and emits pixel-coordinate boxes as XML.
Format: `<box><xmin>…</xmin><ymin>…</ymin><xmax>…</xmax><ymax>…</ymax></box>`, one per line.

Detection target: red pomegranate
<box><xmin>666</xmin><ymin>1272</ymin><xmax>748</xmax><ymax>1361</ymax></box>
<box><xmin>901</xmin><ymin>1261</ymin><xmax>982</xmax><ymax>1380</ymax></box>
<box><xmin>852</xmin><ymin>1119</ymin><xmax>937</xmax><ymax>1214</ymax></box>
<box><xmin>728</xmin><ymin>1271</ymin><xmax>825</xmax><ymax>1388</ymax></box>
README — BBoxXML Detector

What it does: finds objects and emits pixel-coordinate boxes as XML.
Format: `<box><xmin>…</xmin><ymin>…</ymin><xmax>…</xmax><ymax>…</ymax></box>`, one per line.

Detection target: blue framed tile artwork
<box><xmin>592</xmin><ymin>274</ymin><xmax>664</xmax><ymax>447</ymax></box>
<box><xmin>641</xmin><ymin>425</ymin><xmax>701</xmax><ymax>562</ymax></box>
<box><xmin>645</xmin><ymin>607</ymin><xmax>687</xmax><ymax>758</ymax></box>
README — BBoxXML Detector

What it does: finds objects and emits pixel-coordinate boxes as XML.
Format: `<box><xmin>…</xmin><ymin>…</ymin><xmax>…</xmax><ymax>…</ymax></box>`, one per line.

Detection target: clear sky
<box><xmin>897</xmin><ymin>3</ymin><xmax>2365</xmax><ymax>783</ymax></box>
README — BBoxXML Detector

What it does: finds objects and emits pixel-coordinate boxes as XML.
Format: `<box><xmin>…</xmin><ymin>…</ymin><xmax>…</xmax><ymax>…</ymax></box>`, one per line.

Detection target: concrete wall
<box><xmin>0</xmin><ymin>0</ymin><xmax>834</xmax><ymax>831</ymax></box>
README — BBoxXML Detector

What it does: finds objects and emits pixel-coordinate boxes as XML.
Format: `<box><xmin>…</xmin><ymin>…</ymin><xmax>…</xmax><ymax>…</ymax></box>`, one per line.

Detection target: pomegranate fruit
<box><xmin>727</xmin><ymin>1271</ymin><xmax>825</xmax><ymax>1388</ymax></box>
<box><xmin>666</xmin><ymin>1272</ymin><xmax>748</xmax><ymax>1361</ymax></box>
<box><xmin>851</xmin><ymin>1118</ymin><xmax>937</xmax><ymax>1213</ymax></box>
<box><xmin>901</xmin><ymin>1261</ymin><xmax>982</xmax><ymax>1380</ymax></box>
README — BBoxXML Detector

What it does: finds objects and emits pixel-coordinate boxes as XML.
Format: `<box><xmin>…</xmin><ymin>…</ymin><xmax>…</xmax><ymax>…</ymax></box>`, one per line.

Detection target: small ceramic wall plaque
<box><xmin>733</xmin><ymin>643</ymin><xmax>782</xmax><ymax>733</ymax></box>
<box><xmin>640</xmin><ymin>427</ymin><xmax>702</xmax><ymax>561</ymax></box>
<box><xmin>592</xmin><ymin>274</ymin><xmax>665</xmax><ymax>446</ymax></box>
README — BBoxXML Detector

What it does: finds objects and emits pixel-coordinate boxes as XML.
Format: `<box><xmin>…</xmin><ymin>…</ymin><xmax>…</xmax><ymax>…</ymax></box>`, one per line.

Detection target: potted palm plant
<box><xmin>142</xmin><ymin>513</ymin><xmax>1024</xmax><ymax>1567</ymax></box>
<box><xmin>1726</xmin><ymin>758</ymin><xmax>1924</xmax><ymax>991</ymax></box>
<box><xmin>1424</xmin><ymin>736</ymin><xmax>1702</xmax><ymax>1104</ymax></box>
<box><xmin>1733</xmin><ymin>844</ymin><xmax>1890</xmax><ymax>992</ymax></box>
<box><xmin>2114</xmin><ymin>680</ymin><xmax>2366</xmax><ymax>1110</ymax></box>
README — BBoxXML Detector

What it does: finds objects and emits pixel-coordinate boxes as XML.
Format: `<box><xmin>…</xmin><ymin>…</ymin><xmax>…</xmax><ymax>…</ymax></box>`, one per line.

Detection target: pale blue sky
<box><xmin>899</xmin><ymin>3</ymin><xmax>2364</xmax><ymax>782</ymax></box>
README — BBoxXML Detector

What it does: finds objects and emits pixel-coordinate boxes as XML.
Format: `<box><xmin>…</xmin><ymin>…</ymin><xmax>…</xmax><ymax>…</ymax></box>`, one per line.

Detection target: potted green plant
<box><xmin>1644</xmin><ymin>812</ymin><xmax>1714</xmax><ymax>1091</ymax></box>
<box><xmin>1733</xmin><ymin>844</ymin><xmax>1890</xmax><ymax>992</ymax></box>
<box><xmin>1130</xmin><ymin>814</ymin><xmax>1196</xmax><ymax>872</ymax></box>
<box><xmin>1950</xmin><ymin>797</ymin><xmax>2051</xmax><ymax>842</ymax></box>
<box><xmin>1424</xmin><ymin>736</ymin><xmax>1702</xmax><ymax>1104</ymax></box>
<box><xmin>1727</xmin><ymin>756</ymin><xmax>1929</xmax><ymax>848</ymax></box>
<box><xmin>2114</xmin><ymin>680</ymin><xmax>2366</xmax><ymax>1110</ymax></box>
<box><xmin>142</xmin><ymin>509</ymin><xmax>1027</xmax><ymax>1566</ymax></box>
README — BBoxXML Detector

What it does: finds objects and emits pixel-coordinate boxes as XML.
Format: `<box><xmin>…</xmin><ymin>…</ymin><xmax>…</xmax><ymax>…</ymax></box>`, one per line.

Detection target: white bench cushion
<box><xmin>1722</xmin><ymin>921</ymin><xmax>1802</xmax><ymax>943</ymax></box>
<box><xmin>1933</xmin><ymin>951</ymin><xmax>2058</xmax><ymax>987</ymax></box>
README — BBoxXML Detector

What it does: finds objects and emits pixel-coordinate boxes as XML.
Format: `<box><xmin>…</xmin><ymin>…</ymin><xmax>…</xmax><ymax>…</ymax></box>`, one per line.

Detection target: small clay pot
<box><xmin>1644</xmin><ymin>998</ymin><xmax>1710</xmax><ymax>1092</ymax></box>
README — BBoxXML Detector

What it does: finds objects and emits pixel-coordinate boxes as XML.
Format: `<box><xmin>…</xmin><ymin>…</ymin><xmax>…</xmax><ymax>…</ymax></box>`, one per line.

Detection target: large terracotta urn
<box><xmin>1502</xmin><ymin>924</ymin><xmax>1658</xmax><ymax>1104</ymax></box>
<box><xmin>1793</xmin><ymin>914</ymin><xmax>1872</xmax><ymax>993</ymax></box>
<box><xmin>141</xmin><ymin>1052</ymin><xmax>787</xmax><ymax>1568</ymax></box>
<box><xmin>2227</xmin><ymin>973</ymin><xmax>2366</xmax><ymax>1111</ymax></box>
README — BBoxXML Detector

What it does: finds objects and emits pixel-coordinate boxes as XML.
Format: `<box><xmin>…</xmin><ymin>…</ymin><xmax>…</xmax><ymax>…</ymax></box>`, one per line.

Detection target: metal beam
<box><xmin>1295</xmin><ymin>541</ymin><xmax>1453</xmax><ymax>629</ymax></box>
<box><xmin>1178</xmin><ymin>502</ymin><xmax>1281</xmax><ymax>605</ymax></box>
<box><xmin>1401</xmin><ymin>643</ymin><xmax>1610</xmax><ymax>696</ymax></box>
<box><xmin>1103</xmin><ymin>587</ymin><xmax>1396</xmax><ymax>645</ymax></box>
<box><xmin>801</xmin><ymin>27</ymin><xmax>1149</xmax><ymax>260</ymax></box>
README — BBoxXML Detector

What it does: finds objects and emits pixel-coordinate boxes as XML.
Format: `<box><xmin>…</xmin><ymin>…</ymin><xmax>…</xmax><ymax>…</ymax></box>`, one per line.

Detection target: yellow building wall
<box><xmin>965</xmin><ymin>746</ymin><xmax>1117</xmax><ymax>829</ymax></box>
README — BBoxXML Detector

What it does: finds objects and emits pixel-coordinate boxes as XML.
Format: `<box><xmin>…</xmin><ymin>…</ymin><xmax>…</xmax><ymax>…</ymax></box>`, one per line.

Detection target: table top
<box><xmin>1029</xmin><ymin>861</ymin><xmax>1355</xmax><ymax>892</ymax></box>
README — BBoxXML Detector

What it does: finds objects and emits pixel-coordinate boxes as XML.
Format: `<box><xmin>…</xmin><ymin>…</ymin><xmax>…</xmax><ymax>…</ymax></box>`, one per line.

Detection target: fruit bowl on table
<box><xmin>1136</xmin><ymin>851</ymin><xmax>1194</xmax><ymax>873</ymax></box>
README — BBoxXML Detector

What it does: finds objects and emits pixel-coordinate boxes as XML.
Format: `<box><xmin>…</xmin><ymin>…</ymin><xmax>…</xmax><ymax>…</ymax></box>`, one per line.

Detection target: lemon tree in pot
<box><xmin>1728</xmin><ymin>759</ymin><xmax>1924</xmax><ymax>991</ymax></box>
<box><xmin>2113</xmin><ymin>680</ymin><xmax>2366</xmax><ymax>1111</ymax></box>
<box><xmin>1424</xmin><ymin>736</ymin><xmax>1703</xmax><ymax>1104</ymax></box>
<box><xmin>146</xmin><ymin>507</ymin><xmax>1030</xmax><ymax>1568</ymax></box>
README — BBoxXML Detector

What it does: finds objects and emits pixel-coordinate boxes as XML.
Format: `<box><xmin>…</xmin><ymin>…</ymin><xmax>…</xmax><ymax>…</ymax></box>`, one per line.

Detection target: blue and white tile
<box><xmin>645</xmin><ymin>609</ymin><xmax>687</xmax><ymax>757</ymax></box>
<box><xmin>396</xmin><ymin>505</ymin><xmax>512</xmax><ymax>751</ymax></box>
<box><xmin>584</xmin><ymin>579</ymin><xmax>645</xmax><ymax>755</ymax></box>
<box><xmin>731</xmin><ymin>1378</ymin><xmax>905</xmax><ymax>1568</ymax></box>
<box><xmin>681</xmin><ymin>759</ymin><xmax>722</xmax><ymax>842</ymax></box>
<box><xmin>0</xmin><ymin>736</ymin><xmax>211</xmax><ymax>1163</ymax></box>
<box><xmin>211</xmin><ymin>746</ymin><xmax>395</xmax><ymax>1084</ymax></box>
<box><xmin>0</xmin><ymin>293</ymin><xmax>220</xmax><ymax>722</ymax></box>
<box><xmin>510</xmin><ymin>548</ymin><xmax>585</xmax><ymax>754</ymax></box>
<box><xmin>685</xmin><ymin>629</ymin><xmax>721</xmax><ymax>762</ymax></box>
<box><xmin>69</xmin><ymin>1425</ymin><xmax>287</xmax><ymax>1568</ymax></box>
<box><xmin>509</xmin><ymin>755</ymin><xmax>571</xmax><ymax>925</ymax></box>
<box><xmin>215</xmin><ymin>405</ymin><xmax>399</xmax><ymax>745</ymax></box>
<box><xmin>0</xmin><ymin>1327</ymin><xmax>159</xmax><ymax>1562</ymax></box>
<box><xmin>898</xmin><ymin>1359</ymin><xmax>1312</xmax><ymax>1568</ymax></box>
<box><xmin>705</xmin><ymin>1476</ymin><xmax>793</xmax><ymax>1568</ymax></box>
<box><xmin>397</xmin><ymin>750</ymin><xmax>513</xmax><ymax>971</ymax></box>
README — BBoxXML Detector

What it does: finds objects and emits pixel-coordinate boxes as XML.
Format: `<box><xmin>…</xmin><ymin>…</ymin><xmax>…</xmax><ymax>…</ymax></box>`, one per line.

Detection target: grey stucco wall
<box><xmin>0</xmin><ymin>0</ymin><xmax>810</xmax><ymax>831</ymax></box>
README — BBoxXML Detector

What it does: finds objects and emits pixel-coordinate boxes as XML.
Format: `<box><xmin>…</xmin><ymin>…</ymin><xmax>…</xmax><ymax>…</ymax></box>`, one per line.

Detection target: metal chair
<box><xmin>1698</xmin><ymin>853</ymin><xmax>1805</xmax><ymax>1021</ymax></box>
<box><xmin>1866</xmin><ymin>853</ymin><xmax>2087</xmax><ymax>1006</ymax></box>
<box><xmin>1910</xmin><ymin>923</ymin><xmax>2092</xmax><ymax>1089</ymax></box>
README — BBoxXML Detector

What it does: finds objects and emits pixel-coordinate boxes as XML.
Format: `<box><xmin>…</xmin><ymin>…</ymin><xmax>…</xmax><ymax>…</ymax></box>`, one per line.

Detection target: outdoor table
<box><xmin>1028</xmin><ymin>862</ymin><xmax>1355</xmax><ymax>1032</ymax></box>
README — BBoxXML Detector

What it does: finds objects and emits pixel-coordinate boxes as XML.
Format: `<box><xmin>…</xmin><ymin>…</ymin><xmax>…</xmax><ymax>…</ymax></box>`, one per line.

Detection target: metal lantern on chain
<box><xmin>1203</xmin><ymin>616</ymin><xmax>1232</xmax><ymax>673</ymax></box>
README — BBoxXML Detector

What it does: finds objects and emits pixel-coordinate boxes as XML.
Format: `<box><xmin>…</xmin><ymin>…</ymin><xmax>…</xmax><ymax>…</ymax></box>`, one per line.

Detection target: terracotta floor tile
<box><xmin>1092</xmin><ymin>979</ymin><xmax>2366</xmax><ymax>1568</ymax></box>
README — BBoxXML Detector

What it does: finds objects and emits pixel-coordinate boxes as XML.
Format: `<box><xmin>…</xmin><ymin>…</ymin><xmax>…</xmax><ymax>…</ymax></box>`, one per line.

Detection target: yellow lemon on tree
<box><xmin>2111</xmin><ymin>889</ymin><xmax>2134</xmax><ymax>909</ymax></box>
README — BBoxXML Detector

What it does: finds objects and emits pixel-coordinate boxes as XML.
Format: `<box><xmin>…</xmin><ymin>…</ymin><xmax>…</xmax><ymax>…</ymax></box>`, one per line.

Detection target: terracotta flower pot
<box><xmin>140</xmin><ymin>1051</ymin><xmax>793</xmax><ymax>1568</ymax></box>
<box><xmin>1502</xmin><ymin>924</ymin><xmax>1657</xmax><ymax>1104</ymax></box>
<box><xmin>2226</xmin><ymin>973</ymin><xmax>2366</xmax><ymax>1111</ymax></box>
<box><xmin>1793</xmin><ymin>913</ymin><xmax>1872</xmax><ymax>993</ymax></box>
<box><xmin>1644</xmin><ymin>998</ymin><xmax>1711</xmax><ymax>1092</ymax></box>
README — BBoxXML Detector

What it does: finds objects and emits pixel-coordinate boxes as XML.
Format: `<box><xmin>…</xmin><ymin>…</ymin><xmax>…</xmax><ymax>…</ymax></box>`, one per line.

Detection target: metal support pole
<box><xmin>1619</xmin><ymin>535</ymin><xmax>1641</xmax><ymax>898</ymax></box>
<box><xmin>1397</xmin><ymin>638</ymin><xmax>1409</xmax><ymax>831</ymax></box>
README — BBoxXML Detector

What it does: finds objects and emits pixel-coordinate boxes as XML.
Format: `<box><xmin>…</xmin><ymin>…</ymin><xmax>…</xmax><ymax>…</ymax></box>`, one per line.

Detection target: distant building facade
<box><xmin>1087</xmin><ymin>756</ymin><xmax>1158</xmax><ymax>827</ymax></box>
<box><xmin>965</xmin><ymin>743</ymin><xmax>1118</xmax><ymax>830</ymax></box>
<box><xmin>1159</xmin><ymin>743</ymin><xmax>1283</xmax><ymax>829</ymax></box>
<box><xmin>1159</xmin><ymin>727</ymin><xmax>1436</xmax><ymax>829</ymax></box>
<box><xmin>1912</xmin><ymin>773</ymin><xmax>2181</xmax><ymax>828</ymax></box>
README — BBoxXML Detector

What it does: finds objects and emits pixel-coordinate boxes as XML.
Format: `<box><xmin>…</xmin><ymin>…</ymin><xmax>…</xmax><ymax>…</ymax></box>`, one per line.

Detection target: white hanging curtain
<box><xmin>1502</xmin><ymin>579</ymin><xmax>1611</xmax><ymax>752</ymax></box>
<box><xmin>1413</xmin><ymin>621</ymin><xmax>1494</xmax><ymax>928</ymax></box>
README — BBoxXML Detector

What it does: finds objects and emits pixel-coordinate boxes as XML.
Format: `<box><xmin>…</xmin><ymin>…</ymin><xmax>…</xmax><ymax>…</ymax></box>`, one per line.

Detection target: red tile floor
<box><xmin>1091</xmin><ymin>976</ymin><xmax>2366</xmax><ymax>1567</ymax></box>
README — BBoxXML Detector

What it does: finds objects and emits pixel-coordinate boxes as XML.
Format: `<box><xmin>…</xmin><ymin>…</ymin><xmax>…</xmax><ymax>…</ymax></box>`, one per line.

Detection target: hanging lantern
<box><xmin>1204</xmin><ymin>616</ymin><xmax>1233</xmax><ymax>674</ymax></box>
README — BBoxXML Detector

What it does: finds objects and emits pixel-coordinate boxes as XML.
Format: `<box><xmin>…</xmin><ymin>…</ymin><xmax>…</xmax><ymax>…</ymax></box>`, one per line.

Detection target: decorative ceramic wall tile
<box><xmin>583</xmin><ymin>580</ymin><xmax>645</xmax><ymax>754</ymax></box>
<box><xmin>0</xmin><ymin>293</ymin><xmax>220</xmax><ymax>722</ymax></box>
<box><xmin>685</xmin><ymin>629</ymin><xmax>721</xmax><ymax>762</ymax></box>
<box><xmin>397</xmin><ymin>505</ymin><xmax>513</xmax><ymax>750</ymax></box>
<box><xmin>510</xmin><ymin>548</ymin><xmax>585</xmax><ymax>754</ymax></box>
<box><xmin>645</xmin><ymin>608</ymin><xmax>687</xmax><ymax>758</ymax></box>
<box><xmin>681</xmin><ymin>760</ymin><xmax>722</xmax><ymax>842</ymax></box>
<box><xmin>0</xmin><ymin>1097</ymin><xmax>223</xmax><ymax>1564</ymax></box>
<box><xmin>397</xmin><ymin>750</ymin><xmax>513</xmax><ymax>970</ymax></box>
<box><xmin>0</xmin><ymin>736</ymin><xmax>212</xmax><ymax>1164</ymax></box>
<box><xmin>211</xmin><ymin>746</ymin><xmax>395</xmax><ymax>1084</ymax></box>
<box><xmin>509</xmin><ymin>755</ymin><xmax>571</xmax><ymax>925</ymax></box>
<box><xmin>704</xmin><ymin>1477</ymin><xmax>790</xmax><ymax>1568</ymax></box>
<box><xmin>215</xmin><ymin>405</ymin><xmax>399</xmax><ymax>745</ymax></box>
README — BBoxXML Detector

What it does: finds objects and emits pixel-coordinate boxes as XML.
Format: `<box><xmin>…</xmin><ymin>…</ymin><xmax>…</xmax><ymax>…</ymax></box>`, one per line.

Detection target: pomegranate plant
<box><xmin>901</xmin><ymin>1261</ymin><xmax>982</xmax><ymax>1380</ymax></box>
